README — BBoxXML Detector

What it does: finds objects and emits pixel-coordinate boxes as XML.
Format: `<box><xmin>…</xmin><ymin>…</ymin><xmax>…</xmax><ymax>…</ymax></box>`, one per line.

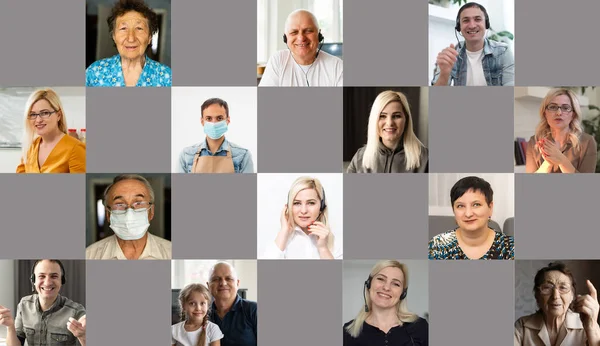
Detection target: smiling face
<box><xmin>185</xmin><ymin>291</ymin><xmax>208</xmax><ymax>324</ymax></box>
<box><xmin>112</xmin><ymin>11</ymin><xmax>151</xmax><ymax>61</ymax></box>
<box><xmin>291</xmin><ymin>188</ymin><xmax>321</xmax><ymax>229</ymax></box>
<box><xmin>369</xmin><ymin>266</ymin><xmax>405</xmax><ymax>310</ymax></box>
<box><xmin>453</xmin><ymin>189</ymin><xmax>493</xmax><ymax>233</ymax></box>
<box><xmin>377</xmin><ymin>101</ymin><xmax>406</xmax><ymax>148</ymax></box>
<box><xmin>536</xmin><ymin>271</ymin><xmax>574</xmax><ymax>319</ymax></box>
<box><xmin>33</xmin><ymin>260</ymin><xmax>62</xmax><ymax>301</ymax></box>
<box><xmin>29</xmin><ymin>99</ymin><xmax>61</xmax><ymax>137</ymax></box>
<box><xmin>285</xmin><ymin>11</ymin><xmax>319</xmax><ymax>65</ymax></box>
<box><xmin>459</xmin><ymin>6</ymin><xmax>486</xmax><ymax>48</ymax></box>
<box><xmin>544</xmin><ymin>94</ymin><xmax>574</xmax><ymax>133</ymax></box>
<box><xmin>208</xmin><ymin>263</ymin><xmax>239</xmax><ymax>304</ymax></box>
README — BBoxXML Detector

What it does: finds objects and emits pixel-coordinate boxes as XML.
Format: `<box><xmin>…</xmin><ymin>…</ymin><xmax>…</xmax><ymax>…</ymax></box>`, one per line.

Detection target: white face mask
<box><xmin>109</xmin><ymin>208</ymin><xmax>150</xmax><ymax>240</ymax></box>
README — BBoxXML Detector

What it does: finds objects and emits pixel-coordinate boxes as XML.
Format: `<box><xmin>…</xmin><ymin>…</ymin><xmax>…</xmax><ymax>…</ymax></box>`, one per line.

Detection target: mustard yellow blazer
<box><xmin>16</xmin><ymin>135</ymin><xmax>86</xmax><ymax>173</ymax></box>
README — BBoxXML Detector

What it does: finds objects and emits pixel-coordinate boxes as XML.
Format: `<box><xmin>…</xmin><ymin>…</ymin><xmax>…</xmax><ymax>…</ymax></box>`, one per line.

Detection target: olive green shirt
<box><xmin>14</xmin><ymin>294</ymin><xmax>85</xmax><ymax>346</ymax></box>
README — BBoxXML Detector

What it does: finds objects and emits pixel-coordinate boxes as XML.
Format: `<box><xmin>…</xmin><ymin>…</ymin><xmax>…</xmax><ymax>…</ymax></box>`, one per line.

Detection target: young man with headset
<box><xmin>0</xmin><ymin>259</ymin><xmax>86</xmax><ymax>346</ymax></box>
<box><xmin>431</xmin><ymin>2</ymin><xmax>514</xmax><ymax>86</ymax></box>
<box><xmin>259</xmin><ymin>9</ymin><xmax>343</xmax><ymax>87</ymax></box>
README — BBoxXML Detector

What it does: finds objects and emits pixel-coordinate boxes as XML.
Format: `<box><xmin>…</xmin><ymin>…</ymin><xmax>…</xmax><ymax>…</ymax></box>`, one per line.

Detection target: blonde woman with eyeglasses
<box><xmin>525</xmin><ymin>89</ymin><xmax>597</xmax><ymax>173</ymax></box>
<box><xmin>16</xmin><ymin>88</ymin><xmax>86</xmax><ymax>173</ymax></box>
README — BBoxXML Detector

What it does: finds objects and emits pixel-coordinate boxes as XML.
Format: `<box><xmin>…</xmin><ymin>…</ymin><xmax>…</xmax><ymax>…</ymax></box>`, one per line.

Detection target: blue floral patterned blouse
<box><xmin>85</xmin><ymin>54</ymin><xmax>172</xmax><ymax>87</ymax></box>
<box><xmin>428</xmin><ymin>229</ymin><xmax>514</xmax><ymax>260</ymax></box>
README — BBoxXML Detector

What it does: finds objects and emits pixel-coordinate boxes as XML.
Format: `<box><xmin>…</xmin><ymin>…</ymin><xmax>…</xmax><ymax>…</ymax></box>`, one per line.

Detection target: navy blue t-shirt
<box><xmin>209</xmin><ymin>295</ymin><xmax>257</xmax><ymax>346</ymax></box>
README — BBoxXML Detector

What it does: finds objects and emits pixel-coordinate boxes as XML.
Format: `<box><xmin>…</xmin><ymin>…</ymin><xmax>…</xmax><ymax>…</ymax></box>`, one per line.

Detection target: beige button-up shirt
<box><xmin>85</xmin><ymin>233</ymin><xmax>172</xmax><ymax>260</ymax></box>
<box><xmin>514</xmin><ymin>310</ymin><xmax>587</xmax><ymax>346</ymax></box>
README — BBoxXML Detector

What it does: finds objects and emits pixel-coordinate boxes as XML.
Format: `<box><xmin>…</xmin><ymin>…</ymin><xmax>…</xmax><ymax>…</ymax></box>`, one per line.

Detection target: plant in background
<box><xmin>582</xmin><ymin>104</ymin><xmax>600</xmax><ymax>172</ymax></box>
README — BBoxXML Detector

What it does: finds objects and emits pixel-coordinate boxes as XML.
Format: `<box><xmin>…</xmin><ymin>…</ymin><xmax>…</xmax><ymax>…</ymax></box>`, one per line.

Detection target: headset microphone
<box><xmin>363</xmin><ymin>275</ymin><xmax>408</xmax><ymax>313</ymax></box>
<box><xmin>283</xmin><ymin>31</ymin><xmax>325</xmax><ymax>87</ymax></box>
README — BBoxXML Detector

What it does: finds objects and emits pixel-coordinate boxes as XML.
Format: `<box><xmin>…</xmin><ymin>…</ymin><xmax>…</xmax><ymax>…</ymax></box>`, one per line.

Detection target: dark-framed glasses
<box><xmin>28</xmin><ymin>110</ymin><xmax>57</xmax><ymax>120</ymax></box>
<box><xmin>546</xmin><ymin>104</ymin><xmax>572</xmax><ymax>113</ymax></box>
<box><xmin>538</xmin><ymin>283</ymin><xmax>571</xmax><ymax>295</ymax></box>
<box><xmin>108</xmin><ymin>201</ymin><xmax>152</xmax><ymax>215</ymax></box>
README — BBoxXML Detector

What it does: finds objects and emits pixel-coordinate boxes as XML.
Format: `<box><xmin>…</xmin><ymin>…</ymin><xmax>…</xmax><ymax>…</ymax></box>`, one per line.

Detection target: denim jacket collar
<box><xmin>452</xmin><ymin>38</ymin><xmax>507</xmax><ymax>86</ymax></box>
<box><xmin>199</xmin><ymin>137</ymin><xmax>231</xmax><ymax>155</ymax></box>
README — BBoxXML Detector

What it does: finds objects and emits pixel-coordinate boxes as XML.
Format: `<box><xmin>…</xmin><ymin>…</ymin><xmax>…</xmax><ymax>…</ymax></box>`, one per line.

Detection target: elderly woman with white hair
<box><xmin>526</xmin><ymin>88</ymin><xmax>597</xmax><ymax>173</ymax></box>
<box><xmin>344</xmin><ymin>260</ymin><xmax>429</xmax><ymax>345</ymax></box>
<box><xmin>347</xmin><ymin>90</ymin><xmax>428</xmax><ymax>173</ymax></box>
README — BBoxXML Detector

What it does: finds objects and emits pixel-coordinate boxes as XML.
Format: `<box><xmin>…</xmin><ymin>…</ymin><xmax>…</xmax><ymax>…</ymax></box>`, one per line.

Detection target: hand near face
<box><xmin>0</xmin><ymin>305</ymin><xmax>15</xmax><ymax>327</ymax></box>
<box><xmin>573</xmin><ymin>280</ymin><xmax>599</xmax><ymax>330</ymax></box>
<box><xmin>308</xmin><ymin>221</ymin><xmax>331</xmax><ymax>249</ymax></box>
<box><xmin>280</xmin><ymin>204</ymin><xmax>293</xmax><ymax>235</ymax></box>
<box><xmin>436</xmin><ymin>44</ymin><xmax>459</xmax><ymax>78</ymax></box>
<box><xmin>539</xmin><ymin>139</ymin><xmax>565</xmax><ymax>166</ymax></box>
<box><xmin>67</xmin><ymin>315</ymin><xmax>86</xmax><ymax>338</ymax></box>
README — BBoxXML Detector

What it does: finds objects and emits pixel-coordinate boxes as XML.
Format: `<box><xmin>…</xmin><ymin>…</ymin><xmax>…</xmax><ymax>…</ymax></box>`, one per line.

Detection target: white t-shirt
<box><xmin>262</xmin><ymin>226</ymin><xmax>343</xmax><ymax>259</ymax></box>
<box><xmin>466</xmin><ymin>48</ymin><xmax>487</xmax><ymax>86</ymax></box>
<box><xmin>259</xmin><ymin>50</ymin><xmax>343</xmax><ymax>87</ymax></box>
<box><xmin>171</xmin><ymin>321</ymin><xmax>224</xmax><ymax>346</ymax></box>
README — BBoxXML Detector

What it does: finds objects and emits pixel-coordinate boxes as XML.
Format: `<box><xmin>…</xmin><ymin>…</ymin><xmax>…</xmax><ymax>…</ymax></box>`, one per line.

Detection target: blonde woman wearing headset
<box><xmin>262</xmin><ymin>176</ymin><xmax>342</xmax><ymax>259</ymax></box>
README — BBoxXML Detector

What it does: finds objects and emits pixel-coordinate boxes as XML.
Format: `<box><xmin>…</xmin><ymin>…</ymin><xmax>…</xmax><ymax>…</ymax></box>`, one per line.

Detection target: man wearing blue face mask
<box><xmin>85</xmin><ymin>174</ymin><xmax>172</xmax><ymax>260</ymax></box>
<box><xmin>177</xmin><ymin>98</ymin><xmax>254</xmax><ymax>173</ymax></box>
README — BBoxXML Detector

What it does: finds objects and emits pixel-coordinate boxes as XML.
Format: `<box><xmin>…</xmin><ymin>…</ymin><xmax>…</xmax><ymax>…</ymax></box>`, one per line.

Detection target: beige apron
<box><xmin>191</xmin><ymin>144</ymin><xmax>235</xmax><ymax>173</ymax></box>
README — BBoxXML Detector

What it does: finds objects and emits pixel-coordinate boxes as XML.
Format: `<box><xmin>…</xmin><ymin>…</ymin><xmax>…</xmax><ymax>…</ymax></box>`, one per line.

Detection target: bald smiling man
<box><xmin>259</xmin><ymin>9</ymin><xmax>343</xmax><ymax>87</ymax></box>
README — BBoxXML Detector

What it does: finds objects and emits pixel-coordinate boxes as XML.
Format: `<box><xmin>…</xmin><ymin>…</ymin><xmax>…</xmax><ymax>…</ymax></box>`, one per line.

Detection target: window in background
<box><xmin>257</xmin><ymin>0</ymin><xmax>343</xmax><ymax>63</ymax></box>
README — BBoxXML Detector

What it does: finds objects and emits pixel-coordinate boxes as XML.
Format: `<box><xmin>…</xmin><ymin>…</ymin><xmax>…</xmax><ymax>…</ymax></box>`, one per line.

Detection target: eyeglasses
<box><xmin>108</xmin><ymin>201</ymin><xmax>152</xmax><ymax>215</ymax></box>
<box><xmin>538</xmin><ymin>283</ymin><xmax>572</xmax><ymax>295</ymax></box>
<box><xmin>546</xmin><ymin>104</ymin><xmax>572</xmax><ymax>113</ymax></box>
<box><xmin>28</xmin><ymin>110</ymin><xmax>57</xmax><ymax>120</ymax></box>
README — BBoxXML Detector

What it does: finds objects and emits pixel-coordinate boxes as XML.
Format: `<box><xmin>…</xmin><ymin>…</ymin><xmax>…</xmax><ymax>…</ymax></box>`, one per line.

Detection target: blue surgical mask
<box><xmin>204</xmin><ymin>120</ymin><xmax>228</xmax><ymax>140</ymax></box>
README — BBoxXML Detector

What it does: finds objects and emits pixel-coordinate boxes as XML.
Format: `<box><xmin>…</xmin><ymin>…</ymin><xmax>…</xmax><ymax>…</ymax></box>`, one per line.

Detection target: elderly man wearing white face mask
<box><xmin>86</xmin><ymin>174</ymin><xmax>172</xmax><ymax>260</ymax></box>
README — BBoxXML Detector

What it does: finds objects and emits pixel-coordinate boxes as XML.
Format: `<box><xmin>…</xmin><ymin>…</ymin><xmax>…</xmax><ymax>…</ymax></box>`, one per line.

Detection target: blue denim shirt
<box><xmin>177</xmin><ymin>138</ymin><xmax>254</xmax><ymax>173</ymax></box>
<box><xmin>209</xmin><ymin>295</ymin><xmax>257</xmax><ymax>346</ymax></box>
<box><xmin>431</xmin><ymin>39</ymin><xmax>514</xmax><ymax>86</ymax></box>
<box><xmin>85</xmin><ymin>54</ymin><xmax>172</xmax><ymax>87</ymax></box>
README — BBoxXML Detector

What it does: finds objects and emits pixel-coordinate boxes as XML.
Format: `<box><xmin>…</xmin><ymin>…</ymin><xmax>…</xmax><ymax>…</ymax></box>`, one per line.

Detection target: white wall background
<box><xmin>428</xmin><ymin>0</ymin><xmax>514</xmax><ymax>83</ymax></box>
<box><xmin>0</xmin><ymin>260</ymin><xmax>15</xmax><ymax>339</ymax></box>
<box><xmin>342</xmin><ymin>260</ymin><xmax>429</xmax><ymax>324</ymax></box>
<box><xmin>171</xmin><ymin>260</ymin><xmax>257</xmax><ymax>302</ymax></box>
<box><xmin>0</xmin><ymin>87</ymin><xmax>86</xmax><ymax>173</ymax></box>
<box><xmin>257</xmin><ymin>173</ymin><xmax>343</xmax><ymax>258</ymax></box>
<box><xmin>429</xmin><ymin>173</ymin><xmax>514</xmax><ymax>227</ymax></box>
<box><xmin>171</xmin><ymin>87</ymin><xmax>257</xmax><ymax>173</ymax></box>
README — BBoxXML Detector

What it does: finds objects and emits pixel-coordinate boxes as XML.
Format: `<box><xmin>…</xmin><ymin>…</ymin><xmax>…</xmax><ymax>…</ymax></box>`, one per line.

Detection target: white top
<box><xmin>259</xmin><ymin>50</ymin><xmax>343</xmax><ymax>87</ymax></box>
<box><xmin>262</xmin><ymin>226</ymin><xmax>343</xmax><ymax>259</ymax></box>
<box><xmin>86</xmin><ymin>233</ymin><xmax>172</xmax><ymax>260</ymax></box>
<box><xmin>171</xmin><ymin>321</ymin><xmax>224</xmax><ymax>346</ymax></box>
<box><xmin>466</xmin><ymin>48</ymin><xmax>487</xmax><ymax>86</ymax></box>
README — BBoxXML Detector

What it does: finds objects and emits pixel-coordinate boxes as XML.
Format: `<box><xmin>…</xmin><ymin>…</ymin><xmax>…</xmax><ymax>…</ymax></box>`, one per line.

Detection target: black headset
<box><xmin>363</xmin><ymin>275</ymin><xmax>408</xmax><ymax>312</ymax></box>
<box><xmin>455</xmin><ymin>2</ymin><xmax>490</xmax><ymax>32</ymax></box>
<box><xmin>283</xmin><ymin>31</ymin><xmax>324</xmax><ymax>45</ymax></box>
<box><xmin>283</xmin><ymin>31</ymin><xmax>325</xmax><ymax>61</ymax></box>
<box><xmin>30</xmin><ymin>259</ymin><xmax>66</xmax><ymax>285</ymax></box>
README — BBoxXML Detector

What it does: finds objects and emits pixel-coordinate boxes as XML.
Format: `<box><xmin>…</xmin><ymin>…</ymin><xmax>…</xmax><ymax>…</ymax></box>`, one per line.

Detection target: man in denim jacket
<box><xmin>431</xmin><ymin>2</ymin><xmax>514</xmax><ymax>86</ymax></box>
<box><xmin>178</xmin><ymin>98</ymin><xmax>254</xmax><ymax>173</ymax></box>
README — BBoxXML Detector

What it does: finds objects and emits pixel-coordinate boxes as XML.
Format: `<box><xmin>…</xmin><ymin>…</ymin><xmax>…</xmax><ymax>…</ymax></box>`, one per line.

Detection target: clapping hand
<box><xmin>67</xmin><ymin>315</ymin><xmax>86</xmax><ymax>339</ymax></box>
